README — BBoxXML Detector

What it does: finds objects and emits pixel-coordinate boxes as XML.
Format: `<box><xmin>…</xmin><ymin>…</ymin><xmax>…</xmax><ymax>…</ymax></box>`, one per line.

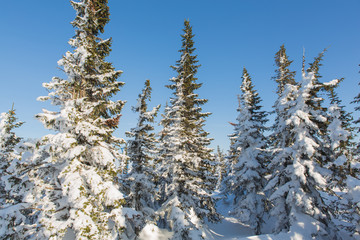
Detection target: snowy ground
<box><xmin>139</xmin><ymin>192</ymin><xmax>359</xmax><ymax>240</ymax></box>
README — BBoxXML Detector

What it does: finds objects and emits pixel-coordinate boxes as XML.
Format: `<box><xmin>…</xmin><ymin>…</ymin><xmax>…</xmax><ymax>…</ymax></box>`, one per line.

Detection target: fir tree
<box><xmin>352</xmin><ymin>65</ymin><xmax>360</xmax><ymax>154</ymax></box>
<box><xmin>156</xmin><ymin>20</ymin><xmax>219</xmax><ymax>240</ymax></box>
<box><xmin>124</xmin><ymin>79</ymin><xmax>160</xmax><ymax>237</ymax></box>
<box><xmin>226</xmin><ymin>68</ymin><xmax>268</xmax><ymax>235</ymax></box>
<box><xmin>223</xmin><ymin>99</ymin><xmax>242</xmax><ymax>197</ymax></box>
<box><xmin>306</xmin><ymin>50</ymin><xmax>330</xmax><ymax>142</ymax></box>
<box><xmin>323</xmin><ymin>81</ymin><xmax>360</xmax><ymax>237</ymax></box>
<box><xmin>33</xmin><ymin>1</ymin><xmax>129</xmax><ymax>239</ymax></box>
<box><xmin>270</xmin><ymin>45</ymin><xmax>297</xmax><ymax>150</ymax></box>
<box><xmin>266</xmin><ymin>50</ymin><xmax>340</xmax><ymax>239</ymax></box>
<box><xmin>325</xmin><ymin>80</ymin><xmax>356</xmax><ymax>186</ymax></box>
<box><xmin>273</xmin><ymin>45</ymin><xmax>296</xmax><ymax>95</ymax></box>
<box><xmin>0</xmin><ymin>107</ymin><xmax>23</xmax><ymax>155</ymax></box>
<box><xmin>214</xmin><ymin>146</ymin><xmax>226</xmax><ymax>191</ymax></box>
<box><xmin>0</xmin><ymin>107</ymin><xmax>30</xmax><ymax>239</ymax></box>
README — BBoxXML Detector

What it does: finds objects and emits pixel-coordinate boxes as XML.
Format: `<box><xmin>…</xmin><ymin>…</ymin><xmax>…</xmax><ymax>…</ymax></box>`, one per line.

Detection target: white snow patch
<box><xmin>139</xmin><ymin>224</ymin><xmax>173</xmax><ymax>240</ymax></box>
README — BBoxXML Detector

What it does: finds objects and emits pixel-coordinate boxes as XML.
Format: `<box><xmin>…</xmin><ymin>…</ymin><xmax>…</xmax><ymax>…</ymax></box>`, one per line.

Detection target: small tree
<box><xmin>0</xmin><ymin>107</ymin><xmax>33</xmax><ymax>239</ymax></box>
<box><xmin>269</xmin><ymin>45</ymin><xmax>297</xmax><ymax>156</ymax></box>
<box><xmin>226</xmin><ymin>68</ymin><xmax>268</xmax><ymax>234</ymax></box>
<box><xmin>214</xmin><ymin>146</ymin><xmax>226</xmax><ymax>191</ymax></box>
<box><xmin>124</xmin><ymin>79</ymin><xmax>160</xmax><ymax>237</ymax></box>
<box><xmin>273</xmin><ymin>44</ymin><xmax>296</xmax><ymax>96</ymax></box>
<box><xmin>322</xmin><ymin>81</ymin><xmax>360</xmax><ymax>237</ymax></box>
<box><xmin>325</xmin><ymin>81</ymin><xmax>356</xmax><ymax>186</ymax></box>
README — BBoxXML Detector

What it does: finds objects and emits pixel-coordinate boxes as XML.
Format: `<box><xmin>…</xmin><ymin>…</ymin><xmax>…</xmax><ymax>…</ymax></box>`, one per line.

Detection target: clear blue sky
<box><xmin>1</xmin><ymin>0</ymin><xmax>359</xmax><ymax>150</ymax></box>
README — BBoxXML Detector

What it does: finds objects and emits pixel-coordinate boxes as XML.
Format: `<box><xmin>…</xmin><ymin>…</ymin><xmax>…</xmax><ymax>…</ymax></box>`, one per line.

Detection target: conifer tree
<box><xmin>33</xmin><ymin>1</ymin><xmax>129</xmax><ymax>239</ymax></box>
<box><xmin>326</xmin><ymin>81</ymin><xmax>356</xmax><ymax>186</ymax></box>
<box><xmin>124</xmin><ymin>79</ymin><xmax>160</xmax><ymax>237</ymax></box>
<box><xmin>156</xmin><ymin>20</ymin><xmax>219</xmax><ymax>240</ymax></box>
<box><xmin>352</xmin><ymin>66</ymin><xmax>360</xmax><ymax>154</ymax></box>
<box><xmin>223</xmin><ymin>100</ymin><xmax>242</xmax><ymax>197</ymax></box>
<box><xmin>323</xmin><ymin>82</ymin><xmax>360</xmax><ymax>237</ymax></box>
<box><xmin>0</xmin><ymin>107</ymin><xmax>23</xmax><ymax>156</ymax></box>
<box><xmin>266</xmin><ymin>50</ymin><xmax>340</xmax><ymax>239</ymax></box>
<box><xmin>306</xmin><ymin>51</ymin><xmax>331</xmax><ymax>143</ymax></box>
<box><xmin>270</xmin><ymin>45</ymin><xmax>297</xmax><ymax>151</ymax></box>
<box><xmin>273</xmin><ymin>45</ymin><xmax>296</xmax><ymax>95</ymax></box>
<box><xmin>226</xmin><ymin>68</ymin><xmax>268</xmax><ymax>235</ymax></box>
<box><xmin>214</xmin><ymin>146</ymin><xmax>226</xmax><ymax>191</ymax></box>
<box><xmin>0</xmin><ymin>107</ymin><xmax>30</xmax><ymax>239</ymax></box>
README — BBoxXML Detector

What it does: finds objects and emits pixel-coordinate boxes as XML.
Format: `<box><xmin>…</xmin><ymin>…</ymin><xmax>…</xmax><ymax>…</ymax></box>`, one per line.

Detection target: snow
<box><xmin>347</xmin><ymin>176</ymin><xmax>360</xmax><ymax>205</ymax></box>
<box><xmin>2</xmin><ymin>2</ymin><xmax>359</xmax><ymax>239</ymax></box>
<box><xmin>236</xmin><ymin>214</ymin><xmax>315</xmax><ymax>240</ymax></box>
<box><xmin>206</xmin><ymin>197</ymin><xmax>254</xmax><ymax>239</ymax></box>
<box><xmin>136</xmin><ymin>195</ymin><xmax>355</xmax><ymax>240</ymax></box>
<box><xmin>207</xmin><ymin>217</ymin><xmax>253</xmax><ymax>240</ymax></box>
<box><xmin>139</xmin><ymin>224</ymin><xmax>173</xmax><ymax>240</ymax></box>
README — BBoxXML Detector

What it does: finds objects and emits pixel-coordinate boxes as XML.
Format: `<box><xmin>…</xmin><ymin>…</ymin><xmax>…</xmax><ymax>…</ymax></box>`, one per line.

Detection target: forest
<box><xmin>0</xmin><ymin>0</ymin><xmax>359</xmax><ymax>239</ymax></box>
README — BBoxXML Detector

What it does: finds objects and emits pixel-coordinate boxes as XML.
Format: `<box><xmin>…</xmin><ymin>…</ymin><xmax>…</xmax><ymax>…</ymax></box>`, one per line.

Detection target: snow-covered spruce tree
<box><xmin>0</xmin><ymin>107</ymin><xmax>31</xmax><ymax>239</ymax></box>
<box><xmin>323</xmin><ymin>82</ymin><xmax>360</xmax><ymax>237</ymax></box>
<box><xmin>226</xmin><ymin>68</ymin><xmax>268</xmax><ymax>235</ymax></box>
<box><xmin>34</xmin><ymin>1</ymin><xmax>130</xmax><ymax>239</ymax></box>
<box><xmin>325</xmin><ymin>80</ymin><xmax>356</xmax><ymax>186</ymax></box>
<box><xmin>304</xmin><ymin>50</ymin><xmax>339</xmax><ymax>168</ymax></box>
<box><xmin>268</xmin><ymin>45</ymin><xmax>297</xmax><ymax>170</ymax></box>
<box><xmin>352</xmin><ymin>66</ymin><xmax>360</xmax><ymax>156</ymax></box>
<box><xmin>124</xmin><ymin>79</ymin><xmax>160</xmax><ymax>237</ymax></box>
<box><xmin>223</xmin><ymin>100</ymin><xmax>242</xmax><ymax>197</ymax></box>
<box><xmin>0</xmin><ymin>107</ymin><xmax>23</xmax><ymax>202</ymax></box>
<box><xmin>214</xmin><ymin>146</ymin><xmax>227</xmax><ymax>191</ymax></box>
<box><xmin>273</xmin><ymin>45</ymin><xmax>297</xmax><ymax>96</ymax></box>
<box><xmin>156</xmin><ymin>20</ymin><xmax>219</xmax><ymax>240</ymax></box>
<box><xmin>266</xmin><ymin>51</ymin><xmax>339</xmax><ymax>239</ymax></box>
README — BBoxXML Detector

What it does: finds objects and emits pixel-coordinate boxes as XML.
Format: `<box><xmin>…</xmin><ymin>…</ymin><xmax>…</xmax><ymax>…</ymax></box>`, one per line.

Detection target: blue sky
<box><xmin>0</xmin><ymin>0</ymin><xmax>359</xmax><ymax>150</ymax></box>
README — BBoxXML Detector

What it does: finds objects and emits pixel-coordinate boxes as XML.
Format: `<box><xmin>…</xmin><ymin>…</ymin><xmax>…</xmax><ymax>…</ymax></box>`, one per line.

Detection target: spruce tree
<box><xmin>0</xmin><ymin>107</ymin><xmax>30</xmax><ymax>239</ymax></box>
<box><xmin>324</xmin><ymin>82</ymin><xmax>360</xmax><ymax>237</ymax></box>
<box><xmin>273</xmin><ymin>45</ymin><xmax>296</xmax><ymax>95</ymax></box>
<box><xmin>226</xmin><ymin>68</ymin><xmax>268</xmax><ymax>235</ymax></box>
<box><xmin>223</xmin><ymin>99</ymin><xmax>242</xmax><ymax>197</ymax></box>
<box><xmin>124</xmin><ymin>79</ymin><xmax>160</xmax><ymax>237</ymax></box>
<box><xmin>0</xmin><ymin>107</ymin><xmax>23</xmax><ymax>155</ymax></box>
<box><xmin>266</xmin><ymin>50</ymin><xmax>339</xmax><ymax>239</ymax></box>
<box><xmin>156</xmin><ymin>20</ymin><xmax>219</xmax><ymax>240</ymax></box>
<box><xmin>214</xmin><ymin>146</ymin><xmax>226</xmax><ymax>191</ymax></box>
<box><xmin>352</xmin><ymin>65</ymin><xmax>360</xmax><ymax>154</ymax></box>
<box><xmin>33</xmin><ymin>1</ymin><xmax>129</xmax><ymax>239</ymax></box>
<box><xmin>306</xmin><ymin>51</ymin><xmax>331</xmax><ymax>146</ymax></box>
<box><xmin>325</xmin><ymin>81</ymin><xmax>356</xmax><ymax>186</ymax></box>
<box><xmin>270</xmin><ymin>45</ymin><xmax>297</xmax><ymax>151</ymax></box>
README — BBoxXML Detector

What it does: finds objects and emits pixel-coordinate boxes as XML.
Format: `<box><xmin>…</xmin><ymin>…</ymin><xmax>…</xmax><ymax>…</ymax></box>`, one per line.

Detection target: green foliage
<box><xmin>0</xmin><ymin>106</ymin><xmax>23</xmax><ymax>153</ymax></box>
<box><xmin>273</xmin><ymin>45</ymin><xmax>296</xmax><ymax>95</ymax></box>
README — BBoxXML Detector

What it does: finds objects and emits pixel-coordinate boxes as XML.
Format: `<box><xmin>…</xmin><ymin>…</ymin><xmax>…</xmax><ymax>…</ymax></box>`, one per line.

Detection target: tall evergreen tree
<box><xmin>33</xmin><ymin>1</ymin><xmax>129</xmax><ymax>239</ymax></box>
<box><xmin>266</xmin><ymin>50</ymin><xmax>339</xmax><ymax>239</ymax></box>
<box><xmin>156</xmin><ymin>20</ymin><xmax>219</xmax><ymax>240</ymax></box>
<box><xmin>124</xmin><ymin>79</ymin><xmax>160</xmax><ymax>237</ymax></box>
<box><xmin>226</xmin><ymin>68</ymin><xmax>268</xmax><ymax>235</ymax></box>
